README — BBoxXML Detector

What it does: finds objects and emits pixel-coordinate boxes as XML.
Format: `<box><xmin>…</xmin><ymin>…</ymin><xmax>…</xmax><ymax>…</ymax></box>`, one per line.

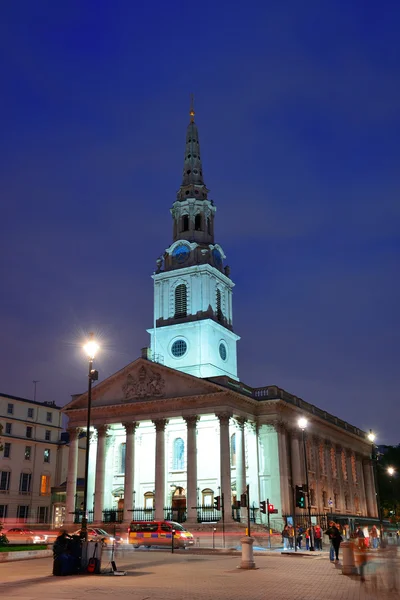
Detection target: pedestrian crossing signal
<box><xmin>295</xmin><ymin>485</ymin><xmax>306</xmax><ymax>508</ymax></box>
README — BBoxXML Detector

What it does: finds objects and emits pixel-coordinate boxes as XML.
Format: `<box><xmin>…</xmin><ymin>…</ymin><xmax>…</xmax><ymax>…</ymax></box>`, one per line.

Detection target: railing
<box><xmin>195</xmin><ymin>506</ymin><xmax>221</xmax><ymax>523</ymax></box>
<box><xmin>163</xmin><ymin>507</ymin><xmax>187</xmax><ymax>523</ymax></box>
<box><xmin>72</xmin><ymin>510</ymin><xmax>94</xmax><ymax>525</ymax></box>
<box><xmin>103</xmin><ymin>508</ymin><xmax>123</xmax><ymax>523</ymax></box>
<box><xmin>282</xmin><ymin>512</ymin><xmax>329</xmax><ymax>530</ymax></box>
<box><xmin>129</xmin><ymin>507</ymin><xmax>155</xmax><ymax>521</ymax></box>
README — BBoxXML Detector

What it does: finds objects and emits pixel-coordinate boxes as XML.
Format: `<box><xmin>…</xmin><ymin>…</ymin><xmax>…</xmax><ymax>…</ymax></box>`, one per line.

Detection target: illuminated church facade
<box><xmin>63</xmin><ymin>108</ymin><xmax>377</xmax><ymax>529</ymax></box>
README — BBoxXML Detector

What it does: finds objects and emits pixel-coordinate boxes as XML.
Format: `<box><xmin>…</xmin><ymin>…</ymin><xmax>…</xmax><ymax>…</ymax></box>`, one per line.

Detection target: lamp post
<box><xmin>367</xmin><ymin>430</ymin><xmax>383</xmax><ymax>544</ymax></box>
<box><xmin>298</xmin><ymin>417</ymin><xmax>314</xmax><ymax>551</ymax></box>
<box><xmin>387</xmin><ymin>467</ymin><xmax>395</xmax><ymax>521</ymax></box>
<box><xmin>81</xmin><ymin>333</ymin><xmax>99</xmax><ymax>541</ymax></box>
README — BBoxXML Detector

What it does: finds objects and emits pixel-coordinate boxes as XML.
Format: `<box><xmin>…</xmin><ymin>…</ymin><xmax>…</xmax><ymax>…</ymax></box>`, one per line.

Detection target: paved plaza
<box><xmin>1</xmin><ymin>547</ymin><xmax>398</xmax><ymax>600</ymax></box>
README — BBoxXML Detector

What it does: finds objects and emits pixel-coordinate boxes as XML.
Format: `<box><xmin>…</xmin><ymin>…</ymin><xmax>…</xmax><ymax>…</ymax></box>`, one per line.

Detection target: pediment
<box><xmin>64</xmin><ymin>358</ymin><xmax>227</xmax><ymax>412</ymax></box>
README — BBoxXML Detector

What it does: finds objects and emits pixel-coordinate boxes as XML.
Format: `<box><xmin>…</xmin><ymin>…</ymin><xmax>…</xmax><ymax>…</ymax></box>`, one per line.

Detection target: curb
<box><xmin>0</xmin><ymin>549</ymin><xmax>53</xmax><ymax>562</ymax></box>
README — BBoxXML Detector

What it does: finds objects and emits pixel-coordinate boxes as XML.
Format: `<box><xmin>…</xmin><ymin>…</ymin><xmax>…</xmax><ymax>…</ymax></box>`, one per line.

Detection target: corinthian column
<box><xmin>93</xmin><ymin>425</ymin><xmax>108</xmax><ymax>523</ymax></box>
<box><xmin>235</xmin><ymin>418</ymin><xmax>247</xmax><ymax>520</ymax></box>
<box><xmin>216</xmin><ymin>412</ymin><xmax>233</xmax><ymax>522</ymax></box>
<box><xmin>363</xmin><ymin>458</ymin><xmax>377</xmax><ymax>517</ymax></box>
<box><xmin>153</xmin><ymin>419</ymin><xmax>168</xmax><ymax>520</ymax></box>
<box><xmin>184</xmin><ymin>416</ymin><xmax>199</xmax><ymax>523</ymax></box>
<box><xmin>65</xmin><ymin>427</ymin><xmax>80</xmax><ymax>524</ymax></box>
<box><xmin>123</xmin><ymin>422</ymin><xmax>138</xmax><ymax>523</ymax></box>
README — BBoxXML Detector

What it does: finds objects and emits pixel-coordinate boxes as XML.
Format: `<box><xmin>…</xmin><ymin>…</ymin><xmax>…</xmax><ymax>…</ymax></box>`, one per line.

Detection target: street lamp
<box><xmin>298</xmin><ymin>417</ymin><xmax>314</xmax><ymax>551</ymax></box>
<box><xmin>367</xmin><ymin>429</ymin><xmax>383</xmax><ymax>544</ymax></box>
<box><xmin>81</xmin><ymin>332</ymin><xmax>99</xmax><ymax>541</ymax></box>
<box><xmin>387</xmin><ymin>467</ymin><xmax>396</xmax><ymax>520</ymax></box>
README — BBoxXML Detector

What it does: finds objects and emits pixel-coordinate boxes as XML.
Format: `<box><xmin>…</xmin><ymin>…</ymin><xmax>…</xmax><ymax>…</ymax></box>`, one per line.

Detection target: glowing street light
<box><xmin>387</xmin><ymin>467</ymin><xmax>395</xmax><ymax>477</ymax></box>
<box><xmin>298</xmin><ymin>416</ymin><xmax>314</xmax><ymax>551</ymax></box>
<box><xmin>81</xmin><ymin>333</ymin><xmax>99</xmax><ymax>541</ymax></box>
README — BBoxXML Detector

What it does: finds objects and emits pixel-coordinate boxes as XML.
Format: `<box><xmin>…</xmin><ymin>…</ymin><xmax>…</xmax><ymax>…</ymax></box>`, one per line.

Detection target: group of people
<box><xmin>282</xmin><ymin>521</ymin><xmax>343</xmax><ymax>561</ymax></box>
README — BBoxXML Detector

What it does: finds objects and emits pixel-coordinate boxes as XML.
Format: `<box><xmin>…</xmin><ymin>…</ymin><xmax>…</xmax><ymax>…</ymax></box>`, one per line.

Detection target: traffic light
<box><xmin>295</xmin><ymin>485</ymin><xmax>306</xmax><ymax>508</ymax></box>
<box><xmin>268</xmin><ymin>503</ymin><xmax>278</xmax><ymax>514</ymax></box>
<box><xmin>240</xmin><ymin>493</ymin><xmax>248</xmax><ymax>508</ymax></box>
<box><xmin>260</xmin><ymin>500</ymin><xmax>267</xmax><ymax>514</ymax></box>
<box><xmin>214</xmin><ymin>495</ymin><xmax>221</xmax><ymax>510</ymax></box>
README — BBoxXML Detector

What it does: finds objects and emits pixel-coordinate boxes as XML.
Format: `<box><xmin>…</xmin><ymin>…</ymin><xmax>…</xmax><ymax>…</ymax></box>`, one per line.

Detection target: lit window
<box><xmin>25</xmin><ymin>446</ymin><xmax>31</xmax><ymax>460</ymax></box>
<box><xmin>44</xmin><ymin>449</ymin><xmax>50</xmax><ymax>463</ymax></box>
<box><xmin>40</xmin><ymin>475</ymin><xmax>50</xmax><ymax>496</ymax></box>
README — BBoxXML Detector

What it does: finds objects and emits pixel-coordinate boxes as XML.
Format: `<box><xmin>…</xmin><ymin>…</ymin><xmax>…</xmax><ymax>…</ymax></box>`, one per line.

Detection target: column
<box><xmin>335</xmin><ymin>445</ymin><xmax>344</xmax><ymax>512</ymax></box>
<box><xmin>153</xmin><ymin>419</ymin><xmax>168</xmax><ymax>520</ymax></box>
<box><xmin>345</xmin><ymin>449</ymin><xmax>355</xmax><ymax>511</ymax></box>
<box><xmin>290</xmin><ymin>431</ymin><xmax>303</xmax><ymax>486</ymax></box>
<box><xmin>93</xmin><ymin>425</ymin><xmax>108</xmax><ymax>523</ymax></box>
<box><xmin>184</xmin><ymin>415</ymin><xmax>199</xmax><ymax>523</ymax></box>
<box><xmin>313</xmin><ymin>436</ymin><xmax>321</xmax><ymax>511</ymax></box>
<box><xmin>235</xmin><ymin>418</ymin><xmax>247</xmax><ymax>519</ymax></box>
<box><xmin>123</xmin><ymin>422</ymin><xmax>138</xmax><ymax>523</ymax></box>
<box><xmin>363</xmin><ymin>458</ymin><xmax>377</xmax><ymax>517</ymax></box>
<box><xmin>87</xmin><ymin>430</ymin><xmax>97</xmax><ymax>512</ymax></box>
<box><xmin>324</xmin><ymin>440</ymin><xmax>334</xmax><ymax>510</ymax></box>
<box><xmin>65</xmin><ymin>427</ymin><xmax>80</xmax><ymax>524</ymax></box>
<box><xmin>276</xmin><ymin>422</ymin><xmax>291</xmax><ymax>515</ymax></box>
<box><xmin>356</xmin><ymin>453</ymin><xmax>368</xmax><ymax>514</ymax></box>
<box><xmin>216</xmin><ymin>412</ymin><xmax>233</xmax><ymax>522</ymax></box>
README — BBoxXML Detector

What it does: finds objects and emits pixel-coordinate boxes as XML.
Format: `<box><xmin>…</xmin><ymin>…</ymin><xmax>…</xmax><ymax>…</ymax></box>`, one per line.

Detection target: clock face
<box><xmin>172</xmin><ymin>244</ymin><xmax>190</xmax><ymax>264</ymax></box>
<box><xmin>212</xmin><ymin>248</ymin><xmax>222</xmax><ymax>269</ymax></box>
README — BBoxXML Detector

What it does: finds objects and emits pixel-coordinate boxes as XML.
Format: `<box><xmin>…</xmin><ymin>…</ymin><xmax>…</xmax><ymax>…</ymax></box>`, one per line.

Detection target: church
<box><xmin>63</xmin><ymin>107</ymin><xmax>378</xmax><ymax>530</ymax></box>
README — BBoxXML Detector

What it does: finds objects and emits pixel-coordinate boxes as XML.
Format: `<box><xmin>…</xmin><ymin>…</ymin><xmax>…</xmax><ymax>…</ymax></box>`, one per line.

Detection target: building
<box><xmin>0</xmin><ymin>393</ymin><xmax>62</xmax><ymax>525</ymax></box>
<box><xmin>63</xmin><ymin>108</ymin><xmax>378</xmax><ymax>529</ymax></box>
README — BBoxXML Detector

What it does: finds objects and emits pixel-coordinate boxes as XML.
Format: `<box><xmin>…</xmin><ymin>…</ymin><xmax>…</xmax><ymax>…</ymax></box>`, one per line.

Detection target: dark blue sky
<box><xmin>1</xmin><ymin>1</ymin><xmax>399</xmax><ymax>443</ymax></box>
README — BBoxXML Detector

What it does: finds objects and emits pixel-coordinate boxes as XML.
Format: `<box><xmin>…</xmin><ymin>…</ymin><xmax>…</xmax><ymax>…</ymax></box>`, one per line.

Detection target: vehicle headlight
<box><xmin>109</xmin><ymin>537</ymin><xmax>114</xmax><ymax>541</ymax></box>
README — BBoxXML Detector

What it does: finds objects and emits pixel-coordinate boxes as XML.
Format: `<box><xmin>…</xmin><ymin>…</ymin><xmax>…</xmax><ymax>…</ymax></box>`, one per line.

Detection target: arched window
<box><xmin>201</xmin><ymin>488</ymin><xmax>214</xmax><ymax>507</ymax></box>
<box><xmin>174</xmin><ymin>284</ymin><xmax>187</xmax><ymax>318</ymax></box>
<box><xmin>182</xmin><ymin>215</ymin><xmax>189</xmax><ymax>231</ymax></box>
<box><xmin>230</xmin><ymin>433</ymin><xmax>236</xmax><ymax>466</ymax></box>
<box><xmin>173</xmin><ymin>438</ymin><xmax>184</xmax><ymax>470</ymax></box>
<box><xmin>216</xmin><ymin>288</ymin><xmax>223</xmax><ymax>321</ymax></box>
<box><xmin>195</xmin><ymin>214</ymin><xmax>202</xmax><ymax>231</ymax></box>
<box><xmin>144</xmin><ymin>491</ymin><xmax>155</xmax><ymax>510</ymax></box>
<box><xmin>120</xmin><ymin>443</ymin><xmax>126</xmax><ymax>474</ymax></box>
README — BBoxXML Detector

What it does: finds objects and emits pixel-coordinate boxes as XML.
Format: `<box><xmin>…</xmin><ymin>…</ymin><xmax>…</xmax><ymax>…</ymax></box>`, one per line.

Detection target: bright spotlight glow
<box><xmin>84</xmin><ymin>333</ymin><xmax>99</xmax><ymax>360</ymax></box>
<box><xmin>298</xmin><ymin>417</ymin><xmax>308</xmax><ymax>430</ymax></box>
<box><xmin>367</xmin><ymin>430</ymin><xmax>376</xmax><ymax>443</ymax></box>
<box><xmin>387</xmin><ymin>467</ymin><xmax>395</xmax><ymax>476</ymax></box>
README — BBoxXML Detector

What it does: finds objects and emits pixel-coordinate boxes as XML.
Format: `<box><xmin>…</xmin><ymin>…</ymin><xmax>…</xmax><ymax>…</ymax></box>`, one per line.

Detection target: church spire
<box><xmin>177</xmin><ymin>97</ymin><xmax>209</xmax><ymax>201</ymax></box>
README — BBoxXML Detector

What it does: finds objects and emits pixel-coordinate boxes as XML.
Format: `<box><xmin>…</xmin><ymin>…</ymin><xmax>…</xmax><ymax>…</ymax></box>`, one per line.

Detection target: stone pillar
<box><xmin>276</xmin><ymin>422</ymin><xmax>291</xmax><ymax>515</ymax></box>
<box><xmin>313</xmin><ymin>436</ymin><xmax>321</xmax><ymax>511</ymax></box>
<box><xmin>65</xmin><ymin>428</ymin><xmax>80</xmax><ymax>524</ymax></box>
<box><xmin>235</xmin><ymin>418</ymin><xmax>247</xmax><ymax>519</ymax></box>
<box><xmin>184</xmin><ymin>415</ymin><xmax>199</xmax><ymax>523</ymax></box>
<box><xmin>345</xmin><ymin>449</ymin><xmax>355</xmax><ymax>511</ymax></box>
<box><xmin>123</xmin><ymin>422</ymin><xmax>138</xmax><ymax>523</ymax></box>
<box><xmin>363</xmin><ymin>458</ymin><xmax>377</xmax><ymax>517</ymax></box>
<box><xmin>93</xmin><ymin>425</ymin><xmax>108</xmax><ymax>523</ymax></box>
<box><xmin>335</xmin><ymin>445</ymin><xmax>344</xmax><ymax>512</ymax></box>
<box><xmin>324</xmin><ymin>440</ymin><xmax>334</xmax><ymax>511</ymax></box>
<box><xmin>216</xmin><ymin>412</ymin><xmax>233</xmax><ymax>522</ymax></box>
<box><xmin>153</xmin><ymin>419</ymin><xmax>168</xmax><ymax>520</ymax></box>
<box><xmin>290</xmin><ymin>431</ymin><xmax>303</xmax><ymax>486</ymax></box>
<box><xmin>356</xmin><ymin>453</ymin><xmax>368</xmax><ymax>514</ymax></box>
<box><xmin>87</xmin><ymin>429</ymin><xmax>97</xmax><ymax>512</ymax></box>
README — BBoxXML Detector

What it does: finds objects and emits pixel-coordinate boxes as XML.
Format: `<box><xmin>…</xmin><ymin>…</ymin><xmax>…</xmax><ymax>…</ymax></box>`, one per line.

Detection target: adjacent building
<box><xmin>0</xmin><ymin>393</ymin><xmax>62</xmax><ymax>525</ymax></box>
<box><xmin>62</xmin><ymin>108</ymin><xmax>378</xmax><ymax>530</ymax></box>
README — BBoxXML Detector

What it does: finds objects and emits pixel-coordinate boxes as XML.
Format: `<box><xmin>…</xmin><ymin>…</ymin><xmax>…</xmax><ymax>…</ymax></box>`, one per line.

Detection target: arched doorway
<box><xmin>171</xmin><ymin>486</ymin><xmax>186</xmax><ymax>523</ymax></box>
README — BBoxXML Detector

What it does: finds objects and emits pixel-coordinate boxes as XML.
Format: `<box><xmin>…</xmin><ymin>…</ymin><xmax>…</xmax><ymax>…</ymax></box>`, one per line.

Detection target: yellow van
<box><xmin>128</xmin><ymin>520</ymin><xmax>194</xmax><ymax>549</ymax></box>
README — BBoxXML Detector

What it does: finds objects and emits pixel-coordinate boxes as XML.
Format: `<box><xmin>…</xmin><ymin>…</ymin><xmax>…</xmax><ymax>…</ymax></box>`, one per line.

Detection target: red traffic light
<box><xmin>268</xmin><ymin>504</ymin><xmax>274</xmax><ymax>513</ymax></box>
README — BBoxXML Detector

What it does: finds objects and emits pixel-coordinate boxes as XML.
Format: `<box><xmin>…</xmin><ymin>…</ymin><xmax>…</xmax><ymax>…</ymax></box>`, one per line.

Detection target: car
<box><xmin>6</xmin><ymin>528</ymin><xmax>47</xmax><ymax>544</ymax></box>
<box><xmin>71</xmin><ymin>527</ymin><xmax>119</xmax><ymax>547</ymax></box>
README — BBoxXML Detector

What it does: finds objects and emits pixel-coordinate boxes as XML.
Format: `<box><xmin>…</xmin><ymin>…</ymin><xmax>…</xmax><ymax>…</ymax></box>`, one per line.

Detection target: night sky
<box><xmin>1</xmin><ymin>2</ymin><xmax>399</xmax><ymax>444</ymax></box>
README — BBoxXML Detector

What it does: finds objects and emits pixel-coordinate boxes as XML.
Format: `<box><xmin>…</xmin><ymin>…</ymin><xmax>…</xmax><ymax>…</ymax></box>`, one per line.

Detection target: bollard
<box><xmin>239</xmin><ymin>536</ymin><xmax>256</xmax><ymax>570</ymax></box>
<box><xmin>341</xmin><ymin>541</ymin><xmax>357</xmax><ymax>575</ymax></box>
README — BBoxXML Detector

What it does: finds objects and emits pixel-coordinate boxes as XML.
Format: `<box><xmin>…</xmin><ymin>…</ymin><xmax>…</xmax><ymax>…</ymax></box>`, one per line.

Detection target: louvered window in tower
<box><xmin>182</xmin><ymin>215</ymin><xmax>189</xmax><ymax>232</ymax></box>
<box><xmin>216</xmin><ymin>288</ymin><xmax>223</xmax><ymax>321</ymax></box>
<box><xmin>175</xmin><ymin>284</ymin><xmax>187</xmax><ymax>318</ymax></box>
<box><xmin>195</xmin><ymin>214</ymin><xmax>202</xmax><ymax>231</ymax></box>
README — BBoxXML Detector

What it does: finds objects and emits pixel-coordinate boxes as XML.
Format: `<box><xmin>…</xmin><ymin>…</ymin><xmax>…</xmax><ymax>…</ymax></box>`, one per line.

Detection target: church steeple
<box><xmin>177</xmin><ymin>98</ymin><xmax>209</xmax><ymax>201</ymax></box>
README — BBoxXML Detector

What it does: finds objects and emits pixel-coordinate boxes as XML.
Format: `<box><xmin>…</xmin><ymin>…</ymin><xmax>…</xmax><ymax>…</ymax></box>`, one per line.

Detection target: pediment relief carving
<box><xmin>122</xmin><ymin>365</ymin><xmax>166</xmax><ymax>400</ymax></box>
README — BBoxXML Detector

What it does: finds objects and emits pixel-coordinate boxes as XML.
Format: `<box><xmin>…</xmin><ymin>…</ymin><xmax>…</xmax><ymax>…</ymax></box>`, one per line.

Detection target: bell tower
<box><xmin>147</xmin><ymin>103</ymin><xmax>240</xmax><ymax>380</ymax></box>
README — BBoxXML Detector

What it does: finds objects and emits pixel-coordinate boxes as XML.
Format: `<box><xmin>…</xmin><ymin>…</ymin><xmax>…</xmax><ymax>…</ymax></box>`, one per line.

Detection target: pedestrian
<box><xmin>282</xmin><ymin>525</ymin><xmax>290</xmax><ymax>550</ymax></box>
<box><xmin>288</xmin><ymin>525</ymin><xmax>295</xmax><ymax>550</ymax></box>
<box><xmin>355</xmin><ymin>526</ymin><xmax>365</xmax><ymax>549</ymax></box>
<box><xmin>314</xmin><ymin>525</ymin><xmax>322</xmax><ymax>550</ymax></box>
<box><xmin>296</xmin><ymin>526</ymin><xmax>303</xmax><ymax>550</ymax></box>
<box><xmin>305</xmin><ymin>527</ymin><xmax>310</xmax><ymax>551</ymax></box>
<box><xmin>324</xmin><ymin>521</ymin><xmax>343</xmax><ymax>562</ymax></box>
<box><xmin>370</xmin><ymin>525</ymin><xmax>379</xmax><ymax>549</ymax></box>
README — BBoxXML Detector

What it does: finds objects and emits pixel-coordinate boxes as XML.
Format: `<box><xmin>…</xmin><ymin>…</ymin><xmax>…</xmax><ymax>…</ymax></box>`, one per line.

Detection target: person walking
<box><xmin>282</xmin><ymin>525</ymin><xmax>290</xmax><ymax>550</ymax></box>
<box><xmin>324</xmin><ymin>521</ymin><xmax>343</xmax><ymax>562</ymax></box>
<box><xmin>296</xmin><ymin>526</ymin><xmax>303</xmax><ymax>550</ymax></box>
<box><xmin>370</xmin><ymin>525</ymin><xmax>379</xmax><ymax>549</ymax></box>
<box><xmin>288</xmin><ymin>525</ymin><xmax>295</xmax><ymax>550</ymax></box>
<box><xmin>314</xmin><ymin>524</ymin><xmax>322</xmax><ymax>550</ymax></box>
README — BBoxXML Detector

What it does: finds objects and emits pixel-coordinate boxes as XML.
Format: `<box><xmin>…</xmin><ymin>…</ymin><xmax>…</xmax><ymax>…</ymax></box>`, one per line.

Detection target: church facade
<box><xmin>63</xmin><ymin>109</ymin><xmax>377</xmax><ymax>529</ymax></box>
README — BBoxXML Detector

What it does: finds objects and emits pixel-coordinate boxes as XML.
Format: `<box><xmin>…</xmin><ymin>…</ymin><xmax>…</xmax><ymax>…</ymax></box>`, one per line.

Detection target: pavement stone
<box><xmin>0</xmin><ymin>548</ymin><xmax>397</xmax><ymax>600</ymax></box>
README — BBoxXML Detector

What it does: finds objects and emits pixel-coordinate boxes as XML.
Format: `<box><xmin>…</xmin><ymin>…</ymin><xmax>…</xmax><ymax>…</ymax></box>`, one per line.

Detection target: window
<box><xmin>322</xmin><ymin>490</ymin><xmax>328</xmax><ymax>507</ymax></box>
<box><xmin>172</xmin><ymin>438</ymin><xmax>184</xmax><ymax>470</ymax></box>
<box><xmin>144</xmin><ymin>491</ymin><xmax>154</xmax><ymax>509</ymax></box>
<box><xmin>43</xmin><ymin>449</ymin><xmax>50</xmax><ymax>463</ymax></box>
<box><xmin>0</xmin><ymin>505</ymin><xmax>8</xmax><ymax>519</ymax></box>
<box><xmin>25</xmin><ymin>446</ymin><xmax>32</xmax><ymax>460</ymax></box>
<box><xmin>27</xmin><ymin>408</ymin><xmax>34</xmax><ymax>418</ymax></box>
<box><xmin>46</xmin><ymin>412</ymin><xmax>52</xmax><ymax>423</ymax></box>
<box><xmin>201</xmin><ymin>488</ymin><xmax>214</xmax><ymax>507</ymax></box>
<box><xmin>19</xmin><ymin>473</ymin><xmax>32</xmax><ymax>493</ymax></box>
<box><xmin>17</xmin><ymin>505</ymin><xmax>29</xmax><ymax>521</ymax></box>
<box><xmin>171</xmin><ymin>339</ymin><xmax>187</xmax><ymax>358</ymax></box>
<box><xmin>120</xmin><ymin>443</ymin><xmax>126</xmax><ymax>474</ymax></box>
<box><xmin>37</xmin><ymin>506</ymin><xmax>48</xmax><ymax>523</ymax></box>
<box><xmin>334</xmin><ymin>493</ymin><xmax>339</xmax><ymax>510</ymax></box>
<box><xmin>344</xmin><ymin>494</ymin><xmax>349</xmax><ymax>510</ymax></box>
<box><xmin>310</xmin><ymin>488</ymin><xmax>316</xmax><ymax>506</ymax></box>
<box><xmin>174</xmin><ymin>284</ymin><xmax>187</xmax><ymax>318</ymax></box>
<box><xmin>0</xmin><ymin>471</ymin><xmax>10</xmax><ymax>491</ymax></box>
<box><xmin>230</xmin><ymin>433</ymin><xmax>236</xmax><ymax>467</ymax></box>
<box><xmin>219</xmin><ymin>342</ymin><xmax>227</xmax><ymax>361</ymax></box>
<box><xmin>40</xmin><ymin>475</ymin><xmax>50</xmax><ymax>496</ymax></box>
<box><xmin>354</xmin><ymin>496</ymin><xmax>360</xmax><ymax>513</ymax></box>
<box><xmin>4</xmin><ymin>443</ymin><xmax>11</xmax><ymax>458</ymax></box>
<box><xmin>181</xmin><ymin>215</ymin><xmax>189</xmax><ymax>231</ymax></box>
<box><xmin>45</xmin><ymin>430</ymin><xmax>51</xmax><ymax>441</ymax></box>
<box><xmin>5</xmin><ymin>423</ymin><xmax>12</xmax><ymax>435</ymax></box>
<box><xmin>26</xmin><ymin>426</ymin><xmax>32</xmax><ymax>439</ymax></box>
<box><xmin>7</xmin><ymin>403</ymin><xmax>13</xmax><ymax>415</ymax></box>
<box><xmin>194</xmin><ymin>214</ymin><xmax>202</xmax><ymax>231</ymax></box>
<box><xmin>216</xmin><ymin>288</ymin><xmax>223</xmax><ymax>321</ymax></box>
